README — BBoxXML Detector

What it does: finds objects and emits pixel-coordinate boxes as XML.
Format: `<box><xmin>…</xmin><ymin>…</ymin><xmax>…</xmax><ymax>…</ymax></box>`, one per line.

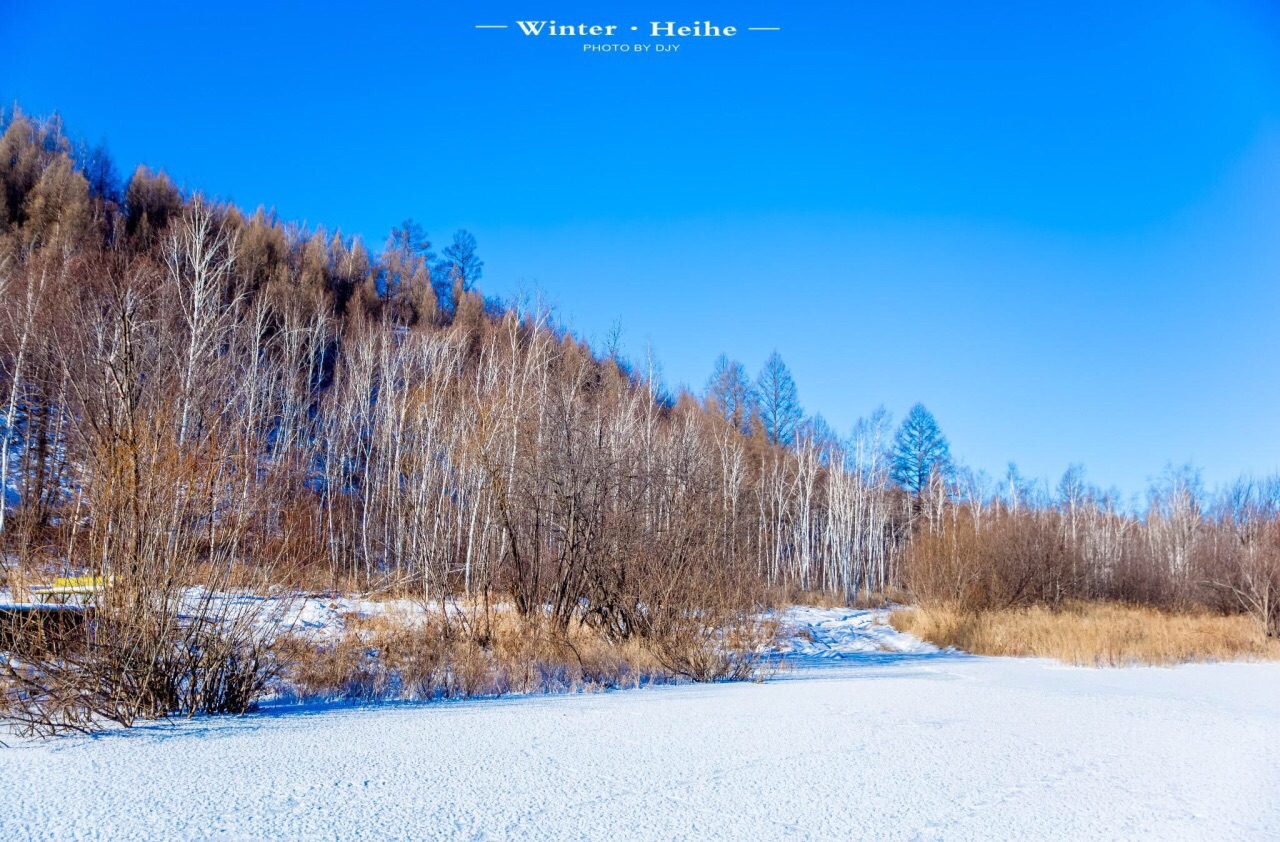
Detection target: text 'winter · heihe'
<box><xmin>515</xmin><ymin>21</ymin><xmax>739</xmax><ymax>37</ymax></box>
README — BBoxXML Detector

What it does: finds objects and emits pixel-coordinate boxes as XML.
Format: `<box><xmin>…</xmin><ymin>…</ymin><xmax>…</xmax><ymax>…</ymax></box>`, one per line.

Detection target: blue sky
<box><xmin>3</xmin><ymin>0</ymin><xmax>1279</xmax><ymax>497</ymax></box>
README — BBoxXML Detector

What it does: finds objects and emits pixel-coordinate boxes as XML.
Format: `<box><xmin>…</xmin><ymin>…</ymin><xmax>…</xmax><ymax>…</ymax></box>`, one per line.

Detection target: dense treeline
<box><xmin>0</xmin><ymin>106</ymin><xmax>1277</xmax><ymax>652</ymax></box>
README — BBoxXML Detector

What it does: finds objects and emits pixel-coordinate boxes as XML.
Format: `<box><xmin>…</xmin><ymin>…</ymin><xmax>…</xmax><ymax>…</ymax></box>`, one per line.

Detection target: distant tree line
<box><xmin>0</xmin><ymin>106</ymin><xmax>1276</xmax><ymax>640</ymax></box>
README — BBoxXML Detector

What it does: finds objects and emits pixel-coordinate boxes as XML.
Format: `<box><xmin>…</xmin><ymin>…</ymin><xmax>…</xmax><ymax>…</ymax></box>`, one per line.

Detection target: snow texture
<box><xmin>2</xmin><ymin>608</ymin><xmax>1278</xmax><ymax>840</ymax></box>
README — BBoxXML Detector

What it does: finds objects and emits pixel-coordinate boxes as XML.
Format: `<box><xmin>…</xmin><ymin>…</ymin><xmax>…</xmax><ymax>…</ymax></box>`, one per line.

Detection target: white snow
<box><xmin>226</xmin><ymin>590</ymin><xmax>432</xmax><ymax>642</ymax></box>
<box><xmin>0</xmin><ymin>587</ymin><xmax>432</xmax><ymax>641</ymax></box>
<box><xmin>2</xmin><ymin>608</ymin><xmax>1278</xmax><ymax>840</ymax></box>
<box><xmin>778</xmin><ymin>606</ymin><xmax>940</xmax><ymax>661</ymax></box>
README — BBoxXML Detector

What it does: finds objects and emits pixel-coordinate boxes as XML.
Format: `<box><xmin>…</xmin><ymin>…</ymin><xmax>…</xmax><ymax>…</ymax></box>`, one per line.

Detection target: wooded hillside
<box><xmin>1</xmin><ymin>107</ymin><xmax>1277</xmax><ymax>644</ymax></box>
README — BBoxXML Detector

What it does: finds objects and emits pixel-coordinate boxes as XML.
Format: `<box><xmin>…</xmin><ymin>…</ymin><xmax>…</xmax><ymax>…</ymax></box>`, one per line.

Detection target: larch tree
<box><xmin>381</xmin><ymin>219</ymin><xmax>436</xmax><ymax>326</ymax></box>
<box><xmin>432</xmin><ymin>229</ymin><xmax>483</xmax><ymax>319</ymax></box>
<box><xmin>705</xmin><ymin>354</ymin><xmax>755</xmax><ymax>434</ymax></box>
<box><xmin>889</xmin><ymin>403</ymin><xmax>952</xmax><ymax>499</ymax></box>
<box><xmin>0</xmin><ymin>112</ymin><xmax>70</xmax><ymax>236</ymax></box>
<box><xmin>75</xmin><ymin>137</ymin><xmax>121</xmax><ymax>205</ymax></box>
<box><xmin>755</xmin><ymin>350</ymin><xmax>802</xmax><ymax>447</ymax></box>
<box><xmin>21</xmin><ymin>153</ymin><xmax>91</xmax><ymax>250</ymax></box>
<box><xmin>123</xmin><ymin>165</ymin><xmax>182</xmax><ymax>248</ymax></box>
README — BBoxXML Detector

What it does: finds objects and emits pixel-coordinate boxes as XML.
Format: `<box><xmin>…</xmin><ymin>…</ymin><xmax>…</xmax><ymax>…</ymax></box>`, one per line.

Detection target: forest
<box><xmin>1</xmin><ymin>108</ymin><xmax>1277</xmax><ymax>732</ymax></box>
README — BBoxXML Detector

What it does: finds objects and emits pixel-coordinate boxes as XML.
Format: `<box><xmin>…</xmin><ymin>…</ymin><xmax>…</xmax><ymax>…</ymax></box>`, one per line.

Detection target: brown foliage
<box><xmin>904</xmin><ymin>512</ymin><xmax>1082</xmax><ymax>610</ymax></box>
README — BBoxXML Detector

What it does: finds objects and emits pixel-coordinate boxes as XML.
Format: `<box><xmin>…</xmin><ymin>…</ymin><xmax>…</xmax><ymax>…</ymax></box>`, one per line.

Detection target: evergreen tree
<box><xmin>756</xmin><ymin>351</ymin><xmax>802</xmax><ymax>446</ymax></box>
<box><xmin>890</xmin><ymin>403</ymin><xmax>952</xmax><ymax>496</ymax></box>
<box><xmin>388</xmin><ymin>218</ymin><xmax>433</xmax><ymax>266</ymax></box>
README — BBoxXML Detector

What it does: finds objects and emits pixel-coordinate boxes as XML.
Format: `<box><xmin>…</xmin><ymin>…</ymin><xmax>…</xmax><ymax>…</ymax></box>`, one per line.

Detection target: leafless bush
<box><xmin>641</xmin><ymin>607</ymin><xmax>777</xmax><ymax>682</ymax></box>
<box><xmin>904</xmin><ymin>512</ymin><xmax>1082</xmax><ymax>610</ymax></box>
<box><xmin>275</xmin><ymin>609</ymin><xmax>674</xmax><ymax>702</ymax></box>
<box><xmin>2</xmin><ymin>591</ymin><xmax>277</xmax><ymax>736</ymax></box>
<box><xmin>1201</xmin><ymin>480</ymin><xmax>1280</xmax><ymax>638</ymax></box>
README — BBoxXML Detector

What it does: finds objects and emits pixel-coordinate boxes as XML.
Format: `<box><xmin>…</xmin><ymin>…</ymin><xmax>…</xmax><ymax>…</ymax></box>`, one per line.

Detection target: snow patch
<box><xmin>777</xmin><ymin>606</ymin><xmax>940</xmax><ymax>663</ymax></box>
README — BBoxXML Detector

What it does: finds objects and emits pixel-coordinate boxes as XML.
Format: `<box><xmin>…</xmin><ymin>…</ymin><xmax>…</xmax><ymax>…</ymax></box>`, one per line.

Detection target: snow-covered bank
<box><xmin>2</xmin><ymin>609</ymin><xmax>1278</xmax><ymax>840</ymax></box>
<box><xmin>778</xmin><ymin>606</ymin><xmax>940</xmax><ymax>662</ymax></box>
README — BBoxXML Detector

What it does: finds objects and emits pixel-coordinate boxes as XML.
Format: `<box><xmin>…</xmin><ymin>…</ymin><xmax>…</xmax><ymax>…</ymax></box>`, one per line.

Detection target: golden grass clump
<box><xmin>890</xmin><ymin>602</ymin><xmax>1280</xmax><ymax>667</ymax></box>
<box><xmin>273</xmin><ymin>605</ymin><xmax>772</xmax><ymax>703</ymax></box>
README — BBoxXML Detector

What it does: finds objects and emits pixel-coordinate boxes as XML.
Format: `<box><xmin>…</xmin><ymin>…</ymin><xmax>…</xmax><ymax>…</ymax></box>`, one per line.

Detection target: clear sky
<box><xmin>3</xmin><ymin>0</ymin><xmax>1279</xmax><ymax>498</ymax></box>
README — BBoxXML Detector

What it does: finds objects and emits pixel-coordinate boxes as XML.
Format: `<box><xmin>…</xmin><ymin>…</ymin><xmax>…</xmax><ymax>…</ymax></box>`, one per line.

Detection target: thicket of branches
<box><xmin>0</xmin><ymin>106</ymin><xmax>1276</xmax><ymax>730</ymax></box>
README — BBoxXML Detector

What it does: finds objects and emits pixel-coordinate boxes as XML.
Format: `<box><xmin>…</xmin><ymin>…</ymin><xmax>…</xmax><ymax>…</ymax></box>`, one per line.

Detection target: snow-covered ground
<box><xmin>2</xmin><ymin>608</ymin><xmax>1278</xmax><ymax>840</ymax></box>
<box><xmin>0</xmin><ymin>587</ymin><xmax>434</xmax><ymax>642</ymax></box>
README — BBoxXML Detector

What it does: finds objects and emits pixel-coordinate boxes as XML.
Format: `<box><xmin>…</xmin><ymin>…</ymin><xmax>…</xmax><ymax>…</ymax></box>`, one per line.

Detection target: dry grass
<box><xmin>890</xmin><ymin>602</ymin><xmax>1280</xmax><ymax>667</ymax></box>
<box><xmin>1</xmin><ymin>572</ymin><xmax>777</xmax><ymax>732</ymax></box>
<box><xmin>275</xmin><ymin>607</ymin><xmax>774</xmax><ymax>702</ymax></box>
<box><xmin>1</xmin><ymin>563</ymin><xmax>67</xmax><ymax>602</ymax></box>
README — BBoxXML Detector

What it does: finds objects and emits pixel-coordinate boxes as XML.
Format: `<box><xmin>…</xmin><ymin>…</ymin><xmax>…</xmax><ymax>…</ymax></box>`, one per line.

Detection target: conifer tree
<box><xmin>0</xmin><ymin>112</ymin><xmax>69</xmax><ymax>234</ymax></box>
<box><xmin>432</xmin><ymin>229</ymin><xmax>483</xmax><ymax>319</ymax></box>
<box><xmin>21</xmin><ymin>153</ymin><xmax>90</xmax><ymax>249</ymax></box>
<box><xmin>705</xmin><ymin>354</ymin><xmax>756</xmax><ymax>435</ymax></box>
<box><xmin>756</xmin><ymin>351</ymin><xmax>802</xmax><ymax>447</ymax></box>
<box><xmin>381</xmin><ymin>219</ymin><xmax>436</xmax><ymax>326</ymax></box>
<box><xmin>124</xmin><ymin>165</ymin><xmax>182</xmax><ymax>247</ymax></box>
<box><xmin>890</xmin><ymin>403</ymin><xmax>952</xmax><ymax>497</ymax></box>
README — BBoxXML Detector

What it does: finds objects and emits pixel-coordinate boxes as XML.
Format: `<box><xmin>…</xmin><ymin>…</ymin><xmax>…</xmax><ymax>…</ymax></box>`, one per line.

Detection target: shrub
<box><xmin>2</xmin><ymin>598</ymin><xmax>276</xmax><ymax>736</ymax></box>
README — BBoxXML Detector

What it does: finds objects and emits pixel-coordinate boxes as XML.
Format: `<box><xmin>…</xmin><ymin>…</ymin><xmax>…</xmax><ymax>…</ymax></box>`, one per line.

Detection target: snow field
<box><xmin>1</xmin><ymin>608</ymin><xmax>1277</xmax><ymax>840</ymax></box>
